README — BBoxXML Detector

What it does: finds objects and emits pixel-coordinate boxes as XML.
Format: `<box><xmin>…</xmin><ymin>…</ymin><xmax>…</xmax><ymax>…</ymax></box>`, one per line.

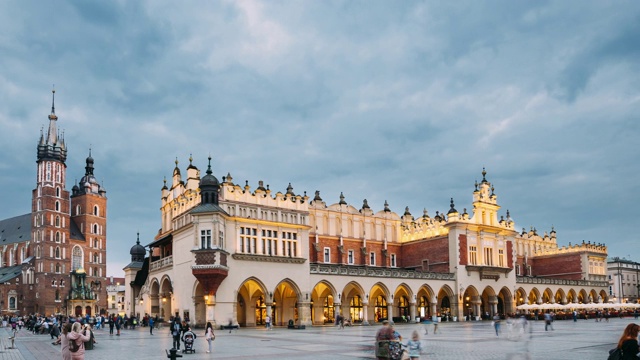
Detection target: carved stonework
<box><xmin>309</xmin><ymin>263</ymin><xmax>455</xmax><ymax>280</ymax></box>
<box><xmin>232</xmin><ymin>253</ymin><xmax>307</xmax><ymax>264</ymax></box>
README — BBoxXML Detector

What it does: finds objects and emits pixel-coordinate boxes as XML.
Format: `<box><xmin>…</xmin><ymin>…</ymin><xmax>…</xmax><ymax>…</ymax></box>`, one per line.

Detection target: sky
<box><xmin>0</xmin><ymin>1</ymin><xmax>639</xmax><ymax>277</ymax></box>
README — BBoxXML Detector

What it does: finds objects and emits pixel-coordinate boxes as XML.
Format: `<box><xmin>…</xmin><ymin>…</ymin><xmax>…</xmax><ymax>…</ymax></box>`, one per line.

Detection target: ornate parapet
<box><xmin>516</xmin><ymin>276</ymin><xmax>608</xmax><ymax>288</ymax></box>
<box><xmin>232</xmin><ymin>253</ymin><xmax>307</xmax><ymax>264</ymax></box>
<box><xmin>150</xmin><ymin>255</ymin><xmax>173</xmax><ymax>271</ymax></box>
<box><xmin>310</xmin><ymin>263</ymin><xmax>455</xmax><ymax>280</ymax></box>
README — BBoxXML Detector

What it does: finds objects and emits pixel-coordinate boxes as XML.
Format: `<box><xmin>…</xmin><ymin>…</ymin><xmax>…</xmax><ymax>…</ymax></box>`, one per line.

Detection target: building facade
<box><xmin>125</xmin><ymin>161</ymin><xmax>608</xmax><ymax>327</ymax></box>
<box><xmin>607</xmin><ymin>257</ymin><xmax>640</xmax><ymax>304</ymax></box>
<box><xmin>106</xmin><ymin>276</ymin><xmax>126</xmax><ymax>316</ymax></box>
<box><xmin>0</xmin><ymin>91</ymin><xmax>108</xmax><ymax>316</ymax></box>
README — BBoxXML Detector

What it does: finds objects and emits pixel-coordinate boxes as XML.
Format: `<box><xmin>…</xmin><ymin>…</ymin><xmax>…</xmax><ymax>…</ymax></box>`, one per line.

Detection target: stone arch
<box><xmin>237</xmin><ymin>277</ymin><xmax>269</xmax><ymax>327</ymax></box>
<box><xmin>311</xmin><ymin>280</ymin><xmax>338</xmax><ymax>325</ymax></box>
<box><xmin>192</xmin><ymin>281</ymin><xmax>206</xmax><ymax>328</ymax></box>
<box><xmin>527</xmin><ymin>288</ymin><xmax>541</xmax><ymax>304</ymax></box>
<box><xmin>369</xmin><ymin>282</ymin><xmax>391</xmax><ymax>323</ymax></box>
<box><xmin>542</xmin><ymin>288</ymin><xmax>554</xmax><ymax>303</ymax></box>
<box><xmin>437</xmin><ymin>284</ymin><xmax>455</xmax><ymax>320</ymax></box>
<box><xmin>272</xmin><ymin>278</ymin><xmax>302</xmax><ymax>327</ymax></box>
<box><xmin>416</xmin><ymin>284</ymin><xmax>437</xmax><ymax>320</ymax></box>
<box><xmin>159</xmin><ymin>276</ymin><xmax>174</xmax><ymax>320</ymax></box>
<box><xmin>566</xmin><ymin>289</ymin><xmax>578</xmax><ymax>304</ymax></box>
<box><xmin>515</xmin><ymin>287</ymin><xmax>527</xmax><ymax>306</ymax></box>
<box><xmin>391</xmin><ymin>283</ymin><xmax>413</xmax><ymax>321</ymax></box>
<box><xmin>479</xmin><ymin>286</ymin><xmax>498</xmax><ymax>318</ymax></box>
<box><xmin>578</xmin><ymin>289</ymin><xmax>589</xmax><ymax>303</ymax></box>
<box><xmin>554</xmin><ymin>288</ymin><xmax>566</xmax><ymax>304</ymax></box>
<box><xmin>149</xmin><ymin>279</ymin><xmax>161</xmax><ymax>318</ymax></box>
<box><xmin>496</xmin><ymin>286</ymin><xmax>514</xmax><ymax>315</ymax></box>
<box><xmin>599</xmin><ymin>289</ymin><xmax>609</xmax><ymax>303</ymax></box>
<box><xmin>588</xmin><ymin>289</ymin><xmax>599</xmax><ymax>303</ymax></box>
<box><xmin>342</xmin><ymin>281</ymin><xmax>366</xmax><ymax>324</ymax></box>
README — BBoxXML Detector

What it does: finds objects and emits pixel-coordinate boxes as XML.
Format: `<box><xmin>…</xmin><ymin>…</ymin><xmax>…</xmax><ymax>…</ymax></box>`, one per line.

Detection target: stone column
<box><xmin>206</xmin><ymin>295</ymin><xmax>216</xmax><ymax>327</ymax></box>
<box><xmin>298</xmin><ymin>301</ymin><xmax>312</xmax><ymax>327</ymax></box>
<box><xmin>387</xmin><ymin>303</ymin><xmax>394</xmax><ymax>322</ymax></box>
<box><xmin>409</xmin><ymin>301</ymin><xmax>417</xmax><ymax>323</ymax></box>
<box><xmin>362</xmin><ymin>303</ymin><xmax>369</xmax><ymax>325</ymax></box>
<box><xmin>266</xmin><ymin>304</ymin><xmax>272</xmax><ymax>325</ymax></box>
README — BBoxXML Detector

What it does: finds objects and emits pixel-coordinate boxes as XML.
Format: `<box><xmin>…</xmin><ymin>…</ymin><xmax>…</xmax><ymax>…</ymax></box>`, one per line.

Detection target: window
<box><xmin>55</xmin><ymin>216</ymin><xmax>60</xmax><ymax>227</ymax></box>
<box><xmin>262</xmin><ymin>229</ymin><xmax>278</xmax><ymax>255</ymax></box>
<box><xmin>72</xmin><ymin>247</ymin><xmax>83</xmax><ymax>271</ymax></box>
<box><xmin>515</xmin><ymin>264</ymin><xmax>520</xmax><ymax>276</ymax></box>
<box><xmin>219</xmin><ymin>231</ymin><xmax>224</xmax><ymax>249</ymax></box>
<box><xmin>348</xmin><ymin>250</ymin><xmax>354</xmax><ymax>265</ymax></box>
<box><xmin>281</xmin><ymin>231</ymin><xmax>298</xmax><ymax>257</ymax></box>
<box><xmin>390</xmin><ymin>254</ymin><xmax>396</xmax><ymax>267</ymax></box>
<box><xmin>55</xmin><ymin>232</ymin><xmax>60</xmax><ymax>243</ymax></box>
<box><xmin>55</xmin><ymin>247</ymin><xmax>60</xmax><ymax>259</ymax></box>
<box><xmin>55</xmin><ymin>263</ymin><xmax>61</xmax><ymax>273</ymax></box>
<box><xmin>498</xmin><ymin>249</ymin><xmax>504</xmax><ymax>267</ymax></box>
<box><xmin>94</xmin><ymin>206</ymin><xmax>99</xmax><ymax>216</ymax></box>
<box><xmin>9</xmin><ymin>297</ymin><xmax>16</xmax><ymax>310</ymax></box>
<box><xmin>484</xmin><ymin>248</ymin><xmax>493</xmax><ymax>266</ymax></box>
<box><xmin>469</xmin><ymin>246</ymin><xmax>477</xmax><ymax>265</ymax></box>
<box><xmin>93</xmin><ymin>224</ymin><xmax>98</xmax><ymax>234</ymax></box>
<box><xmin>527</xmin><ymin>265</ymin><xmax>532</xmax><ymax>276</ymax></box>
<box><xmin>55</xmin><ymin>201</ymin><xmax>60</xmax><ymax>211</ymax></box>
<box><xmin>324</xmin><ymin>248</ymin><xmax>330</xmax><ymax>263</ymax></box>
<box><xmin>239</xmin><ymin>227</ymin><xmax>257</xmax><ymax>254</ymax></box>
<box><xmin>56</xmin><ymin>187</ymin><xmax>60</xmax><ymax>197</ymax></box>
<box><xmin>200</xmin><ymin>229</ymin><xmax>212</xmax><ymax>249</ymax></box>
<box><xmin>370</xmin><ymin>252</ymin><xmax>376</xmax><ymax>266</ymax></box>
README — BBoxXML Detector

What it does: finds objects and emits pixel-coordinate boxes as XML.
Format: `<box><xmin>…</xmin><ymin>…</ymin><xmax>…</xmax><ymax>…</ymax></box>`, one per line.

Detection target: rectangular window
<box><xmin>390</xmin><ymin>254</ymin><xmax>396</xmax><ymax>267</ymax></box>
<box><xmin>515</xmin><ymin>264</ymin><xmax>520</xmax><ymax>276</ymax></box>
<box><xmin>484</xmin><ymin>248</ymin><xmax>493</xmax><ymax>266</ymax></box>
<box><xmin>324</xmin><ymin>248</ymin><xmax>330</xmax><ymax>263</ymax></box>
<box><xmin>219</xmin><ymin>231</ymin><xmax>224</xmax><ymax>249</ymax></box>
<box><xmin>370</xmin><ymin>252</ymin><xmax>376</xmax><ymax>266</ymax></box>
<box><xmin>239</xmin><ymin>227</ymin><xmax>257</xmax><ymax>253</ymax></box>
<box><xmin>347</xmin><ymin>250</ymin><xmax>354</xmax><ymax>265</ymax></box>
<box><xmin>200</xmin><ymin>229</ymin><xmax>211</xmax><ymax>249</ymax></box>
<box><xmin>469</xmin><ymin>246</ymin><xmax>477</xmax><ymax>265</ymax></box>
<box><xmin>498</xmin><ymin>249</ymin><xmax>504</xmax><ymax>267</ymax></box>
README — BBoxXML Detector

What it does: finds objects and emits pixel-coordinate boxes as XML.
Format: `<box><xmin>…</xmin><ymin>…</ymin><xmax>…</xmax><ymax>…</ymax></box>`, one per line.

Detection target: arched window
<box><xmin>56</xmin><ymin>263</ymin><xmax>61</xmax><ymax>273</ymax></box>
<box><xmin>36</xmin><ymin>246</ymin><xmax>41</xmax><ymax>258</ymax></box>
<box><xmin>93</xmin><ymin>253</ymin><xmax>99</xmax><ymax>263</ymax></box>
<box><xmin>55</xmin><ymin>290</ymin><xmax>60</xmax><ymax>300</ymax></box>
<box><xmin>55</xmin><ymin>216</ymin><xmax>60</xmax><ymax>227</ymax></box>
<box><xmin>55</xmin><ymin>232</ymin><xmax>60</xmax><ymax>243</ymax></box>
<box><xmin>55</xmin><ymin>201</ymin><xmax>60</xmax><ymax>211</ymax></box>
<box><xmin>94</xmin><ymin>206</ymin><xmax>99</xmax><ymax>216</ymax></box>
<box><xmin>93</xmin><ymin>267</ymin><xmax>98</xmax><ymax>277</ymax></box>
<box><xmin>76</xmin><ymin>205</ymin><xmax>82</xmax><ymax>215</ymax></box>
<box><xmin>72</xmin><ymin>247</ymin><xmax>83</xmax><ymax>271</ymax></box>
<box><xmin>55</xmin><ymin>247</ymin><xmax>60</xmax><ymax>259</ymax></box>
<box><xmin>9</xmin><ymin>297</ymin><xmax>16</xmax><ymax>310</ymax></box>
<box><xmin>56</xmin><ymin>187</ymin><xmax>60</xmax><ymax>197</ymax></box>
<box><xmin>20</xmin><ymin>247</ymin><xmax>25</xmax><ymax>262</ymax></box>
<box><xmin>93</xmin><ymin>224</ymin><xmax>98</xmax><ymax>234</ymax></box>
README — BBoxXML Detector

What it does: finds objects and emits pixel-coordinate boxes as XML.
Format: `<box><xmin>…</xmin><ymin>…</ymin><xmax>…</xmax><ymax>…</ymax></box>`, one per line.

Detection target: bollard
<box><xmin>166</xmin><ymin>348</ymin><xmax>183</xmax><ymax>359</ymax></box>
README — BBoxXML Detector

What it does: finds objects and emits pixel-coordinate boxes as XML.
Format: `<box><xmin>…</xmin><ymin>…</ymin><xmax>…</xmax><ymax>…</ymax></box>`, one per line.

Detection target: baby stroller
<box><xmin>182</xmin><ymin>329</ymin><xmax>196</xmax><ymax>354</ymax></box>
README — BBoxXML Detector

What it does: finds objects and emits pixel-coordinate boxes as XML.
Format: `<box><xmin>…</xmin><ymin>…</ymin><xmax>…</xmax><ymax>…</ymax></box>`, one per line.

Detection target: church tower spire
<box><xmin>37</xmin><ymin>89</ymin><xmax>67</xmax><ymax>163</ymax></box>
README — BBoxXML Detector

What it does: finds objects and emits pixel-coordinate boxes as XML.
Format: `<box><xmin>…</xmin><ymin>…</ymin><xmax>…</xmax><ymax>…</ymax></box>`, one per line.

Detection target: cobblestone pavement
<box><xmin>0</xmin><ymin>317</ymin><xmax>633</xmax><ymax>359</ymax></box>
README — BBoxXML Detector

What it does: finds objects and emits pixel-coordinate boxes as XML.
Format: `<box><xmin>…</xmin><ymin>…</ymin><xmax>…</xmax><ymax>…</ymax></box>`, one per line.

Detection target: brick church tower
<box><xmin>28</xmin><ymin>90</ymin><xmax>107</xmax><ymax>316</ymax></box>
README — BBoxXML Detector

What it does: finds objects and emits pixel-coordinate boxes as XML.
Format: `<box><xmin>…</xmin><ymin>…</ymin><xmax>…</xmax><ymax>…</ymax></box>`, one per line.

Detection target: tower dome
<box><xmin>130</xmin><ymin>233</ymin><xmax>146</xmax><ymax>262</ymax></box>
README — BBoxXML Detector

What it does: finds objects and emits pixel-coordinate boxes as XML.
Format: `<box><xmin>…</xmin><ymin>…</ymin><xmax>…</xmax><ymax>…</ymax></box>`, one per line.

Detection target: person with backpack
<box><xmin>67</xmin><ymin>322</ymin><xmax>91</xmax><ymax>360</ymax></box>
<box><xmin>149</xmin><ymin>316</ymin><xmax>154</xmax><ymax>335</ymax></box>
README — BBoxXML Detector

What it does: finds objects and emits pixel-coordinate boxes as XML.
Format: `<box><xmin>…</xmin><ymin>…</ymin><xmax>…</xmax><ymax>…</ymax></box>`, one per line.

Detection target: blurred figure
<box><xmin>406</xmin><ymin>330</ymin><xmax>423</xmax><ymax>359</ymax></box>
<box><xmin>614</xmin><ymin>323</ymin><xmax>639</xmax><ymax>360</ymax></box>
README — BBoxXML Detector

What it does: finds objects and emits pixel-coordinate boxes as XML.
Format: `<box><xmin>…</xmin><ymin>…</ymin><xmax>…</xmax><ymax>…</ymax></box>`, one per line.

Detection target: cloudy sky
<box><xmin>0</xmin><ymin>1</ymin><xmax>638</xmax><ymax>276</ymax></box>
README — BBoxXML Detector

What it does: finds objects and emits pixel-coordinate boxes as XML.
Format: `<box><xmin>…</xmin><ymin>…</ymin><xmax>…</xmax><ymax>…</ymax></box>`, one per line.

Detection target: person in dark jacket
<box><xmin>616</xmin><ymin>323</ymin><xmax>640</xmax><ymax>360</ymax></box>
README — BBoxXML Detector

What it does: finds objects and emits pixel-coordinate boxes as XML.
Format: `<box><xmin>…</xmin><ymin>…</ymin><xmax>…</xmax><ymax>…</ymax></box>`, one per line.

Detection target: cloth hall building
<box><xmin>125</xmin><ymin>160</ymin><xmax>609</xmax><ymax>327</ymax></box>
<box><xmin>0</xmin><ymin>92</ymin><xmax>108</xmax><ymax>316</ymax></box>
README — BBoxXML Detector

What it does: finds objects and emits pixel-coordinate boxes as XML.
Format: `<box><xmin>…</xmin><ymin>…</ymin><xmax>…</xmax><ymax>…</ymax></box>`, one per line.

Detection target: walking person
<box><xmin>405</xmin><ymin>330</ymin><xmax>423</xmax><ymax>359</ymax></box>
<box><xmin>205</xmin><ymin>322</ymin><xmax>215</xmax><ymax>353</ymax></box>
<box><xmin>108</xmin><ymin>315</ymin><xmax>114</xmax><ymax>335</ymax></box>
<box><xmin>59</xmin><ymin>323</ymin><xmax>72</xmax><ymax>360</ymax></box>
<box><xmin>265</xmin><ymin>315</ymin><xmax>272</xmax><ymax>330</ymax></box>
<box><xmin>116</xmin><ymin>315</ymin><xmax>122</xmax><ymax>336</ymax></box>
<box><xmin>493</xmin><ymin>314</ymin><xmax>501</xmax><ymax>336</ymax></box>
<box><xmin>613</xmin><ymin>323</ymin><xmax>640</xmax><ymax>360</ymax></box>
<box><xmin>544</xmin><ymin>312</ymin><xmax>554</xmax><ymax>331</ymax></box>
<box><xmin>172</xmin><ymin>319</ymin><xmax>182</xmax><ymax>351</ymax></box>
<box><xmin>67</xmin><ymin>322</ymin><xmax>91</xmax><ymax>360</ymax></box>
<box><xmin>149</xmin><ymin>316</ymin><xmax>154</xmax><ymax>335</ymax></box>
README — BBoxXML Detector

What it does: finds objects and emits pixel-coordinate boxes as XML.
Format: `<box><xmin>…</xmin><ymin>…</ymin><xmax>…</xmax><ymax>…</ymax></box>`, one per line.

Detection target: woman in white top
<box><xmin>205</xmin><ymin>322</ymin><xmax>215</xmax><ymax>353</ymax></box>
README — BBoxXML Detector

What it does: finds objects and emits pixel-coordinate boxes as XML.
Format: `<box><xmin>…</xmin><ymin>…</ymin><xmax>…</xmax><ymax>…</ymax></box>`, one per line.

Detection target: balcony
<box><xmin>150</xmin><ymin>255</ymin><xmax>173</xmax><ymax>271</ymax></box>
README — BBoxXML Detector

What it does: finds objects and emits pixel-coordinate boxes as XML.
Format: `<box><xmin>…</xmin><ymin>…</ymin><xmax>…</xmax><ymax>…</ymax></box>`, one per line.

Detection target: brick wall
<box><xmin>401</xmin><ymin>236</ymin><xmax>449</xmax><ymax>272</ymax></box>
<box><xmin>530</xmin><ymin>253</ymin><xmax>583</xmax><ymax>280</ymax></box>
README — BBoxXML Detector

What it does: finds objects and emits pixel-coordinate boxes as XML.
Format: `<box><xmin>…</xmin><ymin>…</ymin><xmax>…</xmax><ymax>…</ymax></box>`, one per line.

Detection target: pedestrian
<box><xmin>205</xmin><ymin>322</ymin><xmax>215</xmax><ymax>353</ymax></box>
<box><xmin>149</xmin><ymin>316</ymin><xmax>154</xmax><ymax>335</ymax></box>
<box><xmin>613</xmin><ymin>323</ymin><xmax>639</xmax><ymax>360</ymax></box>
<box><xmin>405</xmin><ymin>330</ymin><xmax>423</xmax><ymax>359</ymax></box>
<box><xmin>265</xmin><ymin>315</ymin><xmax>271</xmax><ymax>330</ymax></box>
<box><xmin>59</xmin><ymin>323</ymin><xmax>72</xmax><ymax>360</ymax></box>
<box><xmin>544</xmin><ymin>312</ymin><xmax>554</xmax><ymax>331</ymax></box>
<box><xmin>572</xmin><ymin>310</ymin><xmax>577</xmax><ymax>322</ymax></box>
<box><xmin>116</xmin><ymin>315</ymin><xmax>122</xmax><ymax>336</ymax></box>
<box><xmin>375</xmin><ymin>320</ymin><xmax>394</xmax><ymax>360</ymax></box>
<box><xmin>67</xmin><ymin>322</ymin><xmax>91</xmax><ymax>360</ymax></box>
<box><xmin>493</xmin><ymin>314</ymin><xmax>501</xmax><ymax>336</ymax></box>
<box><xmin>171</xmin><ymin>319</ymin><xmax>182</xmax><ymax>351</ymax></box>
<box><xmin>108</xmin><ymin>315</ymin><xmax>114</xmax><ymax>335</ymax></box>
